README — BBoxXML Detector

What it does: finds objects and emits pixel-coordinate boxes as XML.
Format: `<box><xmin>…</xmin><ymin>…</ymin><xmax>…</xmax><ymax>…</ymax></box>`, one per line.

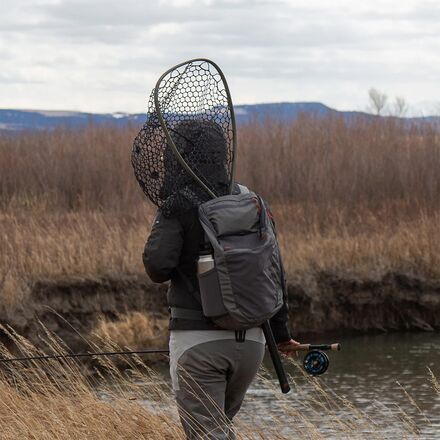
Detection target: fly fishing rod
<box><xmin>0</xmin><ymin>349</ymin><xmax>169</xmax><ymax>365</ymax></box>
<box><xmin>0</xmin><ymin>343</ymin><xmax>340</xmax><ymax>377</ymax></box>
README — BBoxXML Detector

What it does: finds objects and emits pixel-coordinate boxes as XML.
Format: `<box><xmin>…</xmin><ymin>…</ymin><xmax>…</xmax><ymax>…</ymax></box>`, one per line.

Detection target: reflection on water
<box><xmin>240</xmin><ymin>332</ymin><xmax>440</xmax><ymax>439</ymax></box>
<box><xmin>139</xmin><ymin>332</ymin><xmax>440</xmax><ymax>439</ymax></box>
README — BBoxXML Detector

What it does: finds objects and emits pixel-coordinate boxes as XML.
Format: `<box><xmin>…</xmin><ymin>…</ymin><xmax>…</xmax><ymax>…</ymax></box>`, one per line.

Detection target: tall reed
<box><xmin>1</xmin><ymin>116</ymin><xmax>439</xmax><ymax>215</ymax></box>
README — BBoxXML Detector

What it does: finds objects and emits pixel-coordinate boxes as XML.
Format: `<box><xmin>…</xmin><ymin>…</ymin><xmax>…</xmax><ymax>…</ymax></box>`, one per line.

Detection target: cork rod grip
<box><xmin>281</xmin><ymin>343</ymin><xmax>341</xmax><ymax>352</ymax></box>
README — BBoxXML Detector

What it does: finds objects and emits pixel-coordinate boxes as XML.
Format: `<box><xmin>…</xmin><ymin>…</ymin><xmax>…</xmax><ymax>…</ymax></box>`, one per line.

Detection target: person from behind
<box><xmin>142</xmin><ymin>119</ymin><xmax>299</xmax><ymax>439</ymax></box>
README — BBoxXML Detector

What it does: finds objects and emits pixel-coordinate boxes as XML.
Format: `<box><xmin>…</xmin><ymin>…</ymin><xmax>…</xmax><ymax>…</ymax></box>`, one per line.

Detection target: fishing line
<box><xmin>0</xmin><ymin>349</ymin><xmax>169</xmax><ymax>364</ymax></box>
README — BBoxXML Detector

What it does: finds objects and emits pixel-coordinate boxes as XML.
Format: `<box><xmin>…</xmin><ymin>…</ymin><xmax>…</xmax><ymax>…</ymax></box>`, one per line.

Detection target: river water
<box><xmin>239</xmin><ymin>332</ymin><xmax>440</xmax><ymax>439</ymax></box>
<box><xmin>139</xmin><ymin>332</ymin><xmax>440</xmax><ymax>439</ymax></box>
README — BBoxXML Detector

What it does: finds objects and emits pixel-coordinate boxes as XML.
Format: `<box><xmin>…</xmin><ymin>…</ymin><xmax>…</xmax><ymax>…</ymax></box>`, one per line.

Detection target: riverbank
<box><xmin>1</xmin><ymin>272</ymin><xmax>439</xmax><ymax>355</ymax></box>
<box><xmin>2</xmin><ymin>118</ymin><xmax>440</xmax><ymax>353</ymax></box>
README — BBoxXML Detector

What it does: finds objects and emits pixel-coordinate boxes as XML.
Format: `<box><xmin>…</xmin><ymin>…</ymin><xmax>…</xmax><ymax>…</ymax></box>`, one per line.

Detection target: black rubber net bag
<box><xmin>132</xmin><ymin>58</ymin><xmax>237</xmax><ymax>217</ymax></box>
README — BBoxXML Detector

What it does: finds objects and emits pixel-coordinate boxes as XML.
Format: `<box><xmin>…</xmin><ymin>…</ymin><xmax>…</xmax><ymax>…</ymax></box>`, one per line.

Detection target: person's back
<box><xmin>144</xmin><ymin>205</ymin><xmax>292</xmax><ymax>439</ymax></box>
<box><xmin>132</xmin><ymin>59</ymin><xmax>299</xmax><ymax>439</ymax></box>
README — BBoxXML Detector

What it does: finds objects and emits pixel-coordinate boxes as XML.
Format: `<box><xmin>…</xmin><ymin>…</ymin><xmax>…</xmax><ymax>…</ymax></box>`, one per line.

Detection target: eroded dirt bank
<box><xmin>288</xmin><ymin>272</ymin><xmax>440</xmax><ymax>334</ymax></box>
<box><xmin>1</xmin><ymin>272</ymin><xmax>440</xmax><ymax>353</ymax></box>
<box><xmin>0</xmin><ymin>276</ymin><xmax>168</xmax><ymax>352</ymax></box>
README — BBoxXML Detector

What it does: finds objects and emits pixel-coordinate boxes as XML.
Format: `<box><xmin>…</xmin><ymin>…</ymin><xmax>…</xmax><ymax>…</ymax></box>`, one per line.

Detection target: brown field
<box><xmin>1</xmin><ymin>115</ymin><xmax>440</xmax><ymax>308</ymax></box>
<box><xmin>1</xmin><ymin>115</ymin><xmax>440</xmax><ymax>439</ymax></box>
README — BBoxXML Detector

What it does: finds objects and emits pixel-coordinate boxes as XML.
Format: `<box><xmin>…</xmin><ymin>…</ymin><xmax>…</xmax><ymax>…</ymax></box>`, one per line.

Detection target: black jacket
<box><xmin>143</xmin><ymin>207</ymin><xmax>291</xmax><ymax>343</ymax></box>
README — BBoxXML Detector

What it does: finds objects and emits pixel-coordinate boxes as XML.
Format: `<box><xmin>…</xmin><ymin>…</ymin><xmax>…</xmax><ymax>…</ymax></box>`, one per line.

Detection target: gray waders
<box><xmin>170</xmin><ymin>333</ymin><xmax>265</xmax><ymax>440</ymax></box>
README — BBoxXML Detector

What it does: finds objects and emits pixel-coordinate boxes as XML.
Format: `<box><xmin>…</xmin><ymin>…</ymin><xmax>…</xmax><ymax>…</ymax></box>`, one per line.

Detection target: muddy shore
<box><xmin>1</xmin><ymin>272</ymin><xmax>439</xmax><ymax>353</ymax></box>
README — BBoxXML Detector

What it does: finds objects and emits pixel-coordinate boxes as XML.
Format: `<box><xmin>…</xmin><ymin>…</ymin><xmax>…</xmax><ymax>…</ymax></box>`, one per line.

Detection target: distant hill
<box><xmin>233</xmin><ymin>102</ymin><xmax>375</xmax><ymax>122</ymax></box>
<box><xmin>0</xmin><ymin>109</ymin><xmax>146</xmax><ymax>132</ymax></box>
<box><xmin>0</xmin><ymin>103</ymin><xmax>438</xmax><ymax>132</ymax></box>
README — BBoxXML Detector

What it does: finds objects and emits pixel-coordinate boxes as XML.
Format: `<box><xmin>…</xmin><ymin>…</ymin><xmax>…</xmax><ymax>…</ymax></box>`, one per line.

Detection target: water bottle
<box><xmin>197</xmin><ymin>253</ymin><xmax>215</xmax><ymax>275</ymax></box>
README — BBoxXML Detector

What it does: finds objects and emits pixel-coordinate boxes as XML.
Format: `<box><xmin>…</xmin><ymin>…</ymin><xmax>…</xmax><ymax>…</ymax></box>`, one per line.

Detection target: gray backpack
<box><xmin>197</xmin><ymin>186</ymin><xmax>285</xmax><ymax>330</ymax></box>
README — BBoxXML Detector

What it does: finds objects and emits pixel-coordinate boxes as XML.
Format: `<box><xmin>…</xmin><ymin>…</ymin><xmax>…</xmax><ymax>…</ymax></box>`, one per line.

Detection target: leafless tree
<box><xmin>368</xmin><ymin>88</ymin><xmax>388</xmax><ymax>115</ymax></box>
<box><xmin>392</xmin><ymin>96</ymin><xmax>408</xmax><ymax>117</ymax></box>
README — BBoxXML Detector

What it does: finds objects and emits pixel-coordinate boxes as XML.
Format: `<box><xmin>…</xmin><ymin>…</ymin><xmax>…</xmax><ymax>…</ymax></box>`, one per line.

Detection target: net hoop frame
<box><xmin>153</xmin><ymin>58</ymin><xmax>237</xmax><ymax>199</ymax></box>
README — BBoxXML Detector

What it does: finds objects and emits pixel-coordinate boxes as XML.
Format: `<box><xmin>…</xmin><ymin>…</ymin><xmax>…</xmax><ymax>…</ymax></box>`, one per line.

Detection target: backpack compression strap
<box><xmin>170</xmin><ymin>307</ymin><xmax>205</xmax><ymax>320</ymax></box>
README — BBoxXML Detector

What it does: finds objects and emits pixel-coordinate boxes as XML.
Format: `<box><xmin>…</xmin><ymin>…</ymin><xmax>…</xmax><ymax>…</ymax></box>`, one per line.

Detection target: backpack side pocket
<box><xmin>198</xmin><ymin>267</ymin><xmax>227</xmax><ymax>318</ymax></box>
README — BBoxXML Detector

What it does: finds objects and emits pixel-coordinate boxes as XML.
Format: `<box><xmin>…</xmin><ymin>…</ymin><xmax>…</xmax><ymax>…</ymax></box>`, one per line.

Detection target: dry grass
<box><xmin>0</xmin><ymin>328</ymin><xmax>182</xmax><ymax>439</ymax></box>
<box><xmin>0</xmin><ymin>330</ymin><xmax>430</xmax><ymax>439</ymax></box>
<box><xmin>2</xmin><ymin>116</ymin><xmax>440</xmax><ymax>212</ymax></box>
<box><xmin>0</xmin><ymin>124</ymin><xmax>141</xmax><ymax>212</ymax></box>
<box><xmin>4</xmin><ymin>200</ymin><xmax>440</xmax><ymax>310</ymax></box>
<box><xmin>238</xmin><ymin>114</ymin><xmax>440</xmax><ymax>209</ymax></box>
<box><xmin>277</xmin><ymin>205</ymin><xmax>440</xmax><ymax>281</ymax></box>
<box><xmin>1</xmin><ymin>116</ymin><xmax>440</xmax><ymax>307</ymax></box>
<box><xmin>93</xmin><ymin>312</ymin><xmax>169</xmax><ymax>350</ymax></box>
<box><xmin>0</xmin><ymin>209</ymin><xmax>149</xmax><ymax>302</ymax></box>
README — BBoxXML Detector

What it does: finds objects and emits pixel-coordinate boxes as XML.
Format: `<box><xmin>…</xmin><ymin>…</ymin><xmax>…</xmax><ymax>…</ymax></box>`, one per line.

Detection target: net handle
<box><xmin>154</xmin><ymin>58</ymin><xmax>237</xmax><ymax>199</ymax></box>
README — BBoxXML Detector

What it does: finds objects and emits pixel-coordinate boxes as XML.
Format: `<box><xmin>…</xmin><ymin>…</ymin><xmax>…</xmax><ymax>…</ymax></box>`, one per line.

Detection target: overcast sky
<box><xmin>1</xmin><ymin>0</ymin><xmax>439</xmax><ymax>114</ymax></box>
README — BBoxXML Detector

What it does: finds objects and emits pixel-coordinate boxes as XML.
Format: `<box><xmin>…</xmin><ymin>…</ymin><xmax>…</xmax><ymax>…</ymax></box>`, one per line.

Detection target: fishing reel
<box><xmin>303</xmin><ymin>350</ymin><xmax>330</xmax><ymax>376</ymax></box>
<box><xmin>302</xmin><ymin>343</ymin><xmax>340</xmax><ymax>376</ymax></box>
<box><xmin>283</xmin><ymin>343</ymin><xmax>341</xmax><ymax>376</ymax></box>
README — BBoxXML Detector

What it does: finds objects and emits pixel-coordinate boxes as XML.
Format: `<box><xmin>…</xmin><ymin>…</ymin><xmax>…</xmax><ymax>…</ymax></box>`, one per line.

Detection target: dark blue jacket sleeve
<box><xmin>142</xmin><ymin>211</ymin><xmax>184</xmax><ymax>283</ymax></box>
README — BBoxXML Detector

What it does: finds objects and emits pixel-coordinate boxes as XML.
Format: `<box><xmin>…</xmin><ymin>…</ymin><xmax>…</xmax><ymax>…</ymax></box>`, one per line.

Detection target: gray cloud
<box><xmin>0</xmin><ymin>0</ymin><xmax>439</xmax><ymax>113</ymax></box>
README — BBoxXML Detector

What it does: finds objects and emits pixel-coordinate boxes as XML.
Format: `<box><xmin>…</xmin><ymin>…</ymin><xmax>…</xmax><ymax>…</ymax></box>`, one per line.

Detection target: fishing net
<box><xmin>132</xmin><ymin>59</ymin><xmax>236</xmax><ymax>217</ymax></box>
